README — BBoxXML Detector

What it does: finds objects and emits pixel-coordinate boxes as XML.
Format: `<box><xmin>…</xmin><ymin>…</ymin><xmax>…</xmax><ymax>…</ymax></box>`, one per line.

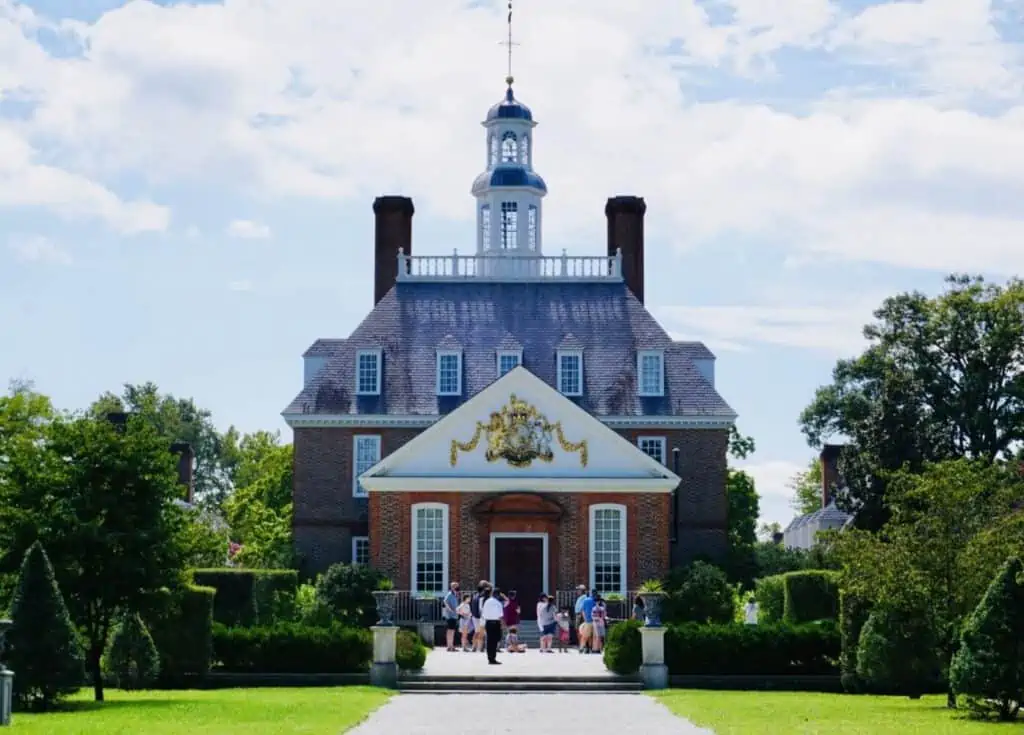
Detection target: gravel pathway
<box><xmin>346</xmin><ymin>693</ymin><xmax>714</xmax><ymax>734</ymax></box>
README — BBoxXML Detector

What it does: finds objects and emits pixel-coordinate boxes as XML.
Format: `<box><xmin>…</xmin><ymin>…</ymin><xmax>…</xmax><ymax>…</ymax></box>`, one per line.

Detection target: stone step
<box><xmin>402</xmin><ymin>674</ymin><xmax>636</xmax><ymax>683</ymax></box>
<box><xmin>398</xmin><ymin>680</ymin><xmax>643</xmax><ymax>693</ymax></box>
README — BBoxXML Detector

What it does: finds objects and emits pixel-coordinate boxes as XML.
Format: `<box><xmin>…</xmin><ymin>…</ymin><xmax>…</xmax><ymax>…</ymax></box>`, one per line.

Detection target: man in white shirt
<box><xmin>481</xmin><ymin>587</ymin><xmax>507</xmax><ymax>665</ymax></box>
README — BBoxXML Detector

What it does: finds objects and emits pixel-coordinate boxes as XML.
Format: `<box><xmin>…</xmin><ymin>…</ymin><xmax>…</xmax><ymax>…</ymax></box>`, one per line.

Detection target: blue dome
<box><xmin>486</xmin><ymin>87</ymin><xmax>533</xmax><ymax>122</ymax></box>
<box><xmin>472</xmin><ymin>164</ymin><xmax>547</xmax><ymax>194</ymax></box>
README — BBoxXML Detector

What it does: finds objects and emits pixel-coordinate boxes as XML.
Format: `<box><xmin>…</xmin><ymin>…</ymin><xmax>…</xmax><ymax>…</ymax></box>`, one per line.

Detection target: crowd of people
<box><xmin>441</xmin><ymin>581</ymin><xmax>647</xmax><ymax>664</ymax></box>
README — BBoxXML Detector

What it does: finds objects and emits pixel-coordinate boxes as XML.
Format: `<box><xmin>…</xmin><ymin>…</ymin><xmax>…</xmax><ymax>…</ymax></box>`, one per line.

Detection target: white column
<box><xmin>640</xmin><ymin>627</ymin><xmax>668</xmax><ymax>690</ymax></box>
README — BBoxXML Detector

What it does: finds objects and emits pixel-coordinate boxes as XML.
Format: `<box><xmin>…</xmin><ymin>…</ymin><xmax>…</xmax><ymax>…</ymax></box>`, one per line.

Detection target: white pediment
<box><xmin>360</xmin><ymin>366</ymin><xmax>681</xmax><ymax>493</ymax></box>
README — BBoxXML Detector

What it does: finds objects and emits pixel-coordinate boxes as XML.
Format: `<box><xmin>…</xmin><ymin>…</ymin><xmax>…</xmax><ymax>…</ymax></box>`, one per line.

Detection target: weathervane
<box><xmin>498</xmin><ymin>1</ymin><xmax>519</xmax><ymax>86</ymax></box>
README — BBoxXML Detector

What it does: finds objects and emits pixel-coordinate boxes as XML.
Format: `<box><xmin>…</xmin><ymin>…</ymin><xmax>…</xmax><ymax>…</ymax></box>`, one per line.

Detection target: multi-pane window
<box><xmin>501</xmin><ymin>131</ymin><xmax>518</xmax><ymax>162</ymax></box>
<box><xmin>638</xmin><ymin>350</ymin><xmax>664</xmax><ymax>396</ymax></box>
<box><xmin>520</xmin><ymin>135</ymin><xmax>530</xmax><ymax>165</ymax></box>
<box><xmin>412</xmin><ymin>504</ymin><xmax>447</xmax><ymax>594</ymax></box>
<box><xmin>480</xmin><ymin>205</ymin><xmax>491</xmax><ymax>249</ymax></box>
<box><xmin>558</xmin><ymin>351</ymin><xmax>583</xmax><ymax>396</ymax></box>
<box><xmin>356</xmin><ymin>350</ymin><xmax>381</xmax><ymax>395</ymax></box>
<box><xmin>497</xmin><ymin>350</ymin><xmax>521</xmax><ymax>377</ymax></box>
<box><xmin>352</xmin><ymin>536</ymin><xmax>370</xmax><ymax>565</ymax></box>
<box><xmin>638</xmin><ymin>437</ymin><xmax>666</xmax><ymax>465</ymax></box>
<box><xmin>500</xmin><ymin>202</ymin><xmax>518</xmax><ymax>249</ymax></box>
<box><xmin>352</xmin><ymin>435</ymin><xmax>381</xmax><ymax>498</ymax></box>
<box><xmin>489</xmin><ymin>135</ymin><xmax>498</xmax><ymax>167</ymax></box>
<box><xmin>590</xmin><ymin>505</ymin><xmax>626</xmax><ymax>595</ymax></box>
<box><xmin>527</xmin><ymin>205</ymin><xmax>537</xmax><ymax>250</ymax></box>
<box><xmin>436</xmin><ymin>351</ymin><xmax>462</xmax><ymax>395</ymax></box>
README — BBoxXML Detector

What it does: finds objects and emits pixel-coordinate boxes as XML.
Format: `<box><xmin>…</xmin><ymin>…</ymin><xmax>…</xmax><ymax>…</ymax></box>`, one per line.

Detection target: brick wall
<box><xmin>293</xmin><ymin>424</ymin><xmax>727</xmax><ymax>574</ymax></box>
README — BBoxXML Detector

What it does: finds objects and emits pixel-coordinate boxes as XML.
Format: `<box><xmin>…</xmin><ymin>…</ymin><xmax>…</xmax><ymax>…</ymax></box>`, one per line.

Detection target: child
<box><xmin>555</xmin><ymin>607</ymin><xmax>571</xmax><ymax>653</ymax></box>
<box><xmin>592</xmin><ymin>596</ymin><xmax>607</xmax><ymax>653</ymax></box>
<box><xmin>457</xmin><ymin>594</ymin><xmax>473</xmax><ymax>651</ymax></box>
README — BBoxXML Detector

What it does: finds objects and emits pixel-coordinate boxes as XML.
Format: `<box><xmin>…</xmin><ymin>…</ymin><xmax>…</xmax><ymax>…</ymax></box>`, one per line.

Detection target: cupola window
<box><xmin>489</xmin><ymin>135</ymin><xmax>498</xmax><ymax>167</ymax></box>
<box><xmin>480</xmin><ymin>204</ymin><xmax>491</xmax><ymax>248</ymax></box>
<box><xmin>527</xmin><ymin>205</ymin><xmax>537</xmax><ymax>250</ymax></box>
<box><xmin>500</xmin><ymin>201</ymin><xmax>518</xmax><ymax>249</ymax></box>
<box><xmin>501</xmin><ymin>131</ymin><xmax>518</xmax><ymax>163</ymax></box>
<box><xmin>520</xmin><ymin>135</ymin><xmax>530</xmax><ymax>165</ymax></box>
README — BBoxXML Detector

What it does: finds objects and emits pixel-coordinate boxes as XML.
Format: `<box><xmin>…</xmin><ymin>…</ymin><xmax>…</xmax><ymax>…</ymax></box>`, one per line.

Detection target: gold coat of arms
<box><xmin>450</xmin><ymin>394</ymin><xmax>588</xmax><ymax>468</ymax></box>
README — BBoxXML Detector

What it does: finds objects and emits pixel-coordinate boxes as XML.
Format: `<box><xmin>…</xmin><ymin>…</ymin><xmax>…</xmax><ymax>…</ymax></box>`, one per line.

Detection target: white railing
<box><xmin>396</xmin><ymin>248</ymin><xmax>624</xmax><ymax>283</ymax></box>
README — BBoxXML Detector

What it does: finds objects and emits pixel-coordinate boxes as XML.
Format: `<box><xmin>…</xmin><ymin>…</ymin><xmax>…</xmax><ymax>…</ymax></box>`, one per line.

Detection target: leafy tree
<box><xmin>758</xmin><ymin>522</ymin><xmax>782</xmax><ymax>542</ymax></box>
<box><xmin>856</xmin><ymin>605</ymin><xmax>942</xmax><ymax>698</ymax></box>
<box><xmin>800</xmin><ymin>275</ymin><xmax>1024</xmax><ymax>530</ymax></box>
<box><xmin>92</xmin><ymin>383</ymin><xmax>231</xmax><ymax>507</ymax></box>
<box><xmin>4</xmin><ymin>412</ymin><xmax>188</xmax><ymax>701</ymax></box>
<box><xmin>104</xmin><ymin>613</ymin><xmax>161</xmax><ymax>690</ymax></box>
<box><xmin>315</xmin><ymin>563</ymin><xmax>385</xmax><ymax>628</ymax></box>
<box><xmin>788</xmin><ymin>458</ymin><xmax>823</xmax><ymax>516</ymax></box>
<box><xmin>950</xmin><ymin>557</ymin><xmax>1024</xmax><ymax>721</ymax></box>
<box><xmin>836</xmin><ymin>459</ymin><xmax>1023</xmax><ymax>706</ymax></box>
<box><xmin>662</xmin><ymin>561</ymin><xmax>737</xmax><ymax>624</ymax></box>
<box><xmin>180</xmin><ymin>507</ymin><xmax>229</xmax><ymax>569</ymax></box>
<box><xmin>6</xmin><ymin>542</ymin><xmax>84</xmax><ymax>711</ymax></box>
<box><xmin>222</xmin><ymin>429</ymin><xmax>293</xmax><ymax>511</ymax></box>
<box><xmin>724</xmin><ymin>428</ymin><xmax>760</xmax><ymax>585</ymax></box>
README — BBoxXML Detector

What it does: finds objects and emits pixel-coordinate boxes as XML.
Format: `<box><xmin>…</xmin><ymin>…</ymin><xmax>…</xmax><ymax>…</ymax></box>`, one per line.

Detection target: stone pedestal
<box><xmin>417</xmin><ymin>622</ymin><xmax>435</xmax><ymax>648</ymax></box>
<box><xmin>639</xmin><ymin>627</ymin><xmax>668</xmax><ymax>690</ymax></box>
<box><xmin>0</xmin><ymin>669</ymin><xmax>13</xmax><ymax>726</ymax></box>
<box><xmin>370</xmin><ymin>626</ymin><xmax>398</xmax><ymax>689</ymax></box>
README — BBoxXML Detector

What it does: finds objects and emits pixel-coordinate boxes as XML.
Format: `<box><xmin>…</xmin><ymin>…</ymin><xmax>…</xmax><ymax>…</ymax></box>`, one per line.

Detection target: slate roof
<box><xmin>284</xmin><ymin>281</ymin><xmax>736</xmax><ymax>419</ymax></box>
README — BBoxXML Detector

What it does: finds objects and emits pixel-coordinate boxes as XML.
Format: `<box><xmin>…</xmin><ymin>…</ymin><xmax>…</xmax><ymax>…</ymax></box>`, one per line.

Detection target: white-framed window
<box><xmin>590</xmin><ymin>503</ymin><xmax>627</xmax><ymax>596</ymax></box>
<box><xmin>480</xmin><ymin>204</ymin><xmax>491</xmax><ymax>248</ymax></box>
<box><xmin>436</xmin><ymin>350</ymin><xmax>462</xmax><ymax>395</ymax></box>
<box><xmin>500</xmin><ymin>201</ymin><xmax>518</xmax><ymax>249</ymax></box>
<box><xmin>527</xmin><ymin>205</ymin><xmax>538</xmax><ymax>250</ymax></box>
<box><xmin>637</xmin><ymin>436</ymin><xmax>666</xmax><ymax>465</ymax></box>
<box><xmin>557</xmin><ymin>350</ymin><xmax>583</xmax><ymax>396</ymax></box>
<box><xmin>352</xmin><ymin>536</ymin><xmax>370</xmax><ymax>565</ymax></box>
<box><xmin>637</xmin><ymin>350</ymin><xmax>664</xmax><ymax>396</ymax></box>
<box><xmin>497</xmin><ymin>349</ymin><xmax>522</xmax><ymax>377</ymax></box>
<box><xmin>355</xmin><ymin>349</ymin><xmax>382</xmax><ymax>395</ymax></box>
<box><xmin>501</xmin><ymin>131</ymin><xmax>518</xmax><ymax>162</ymax></box>
<box><xmin>520</xmin><ymin>135</ymin><xmax>530</xmax><ymax>165</ymax></box>
<box><xmin>489</xmin><ymin>135</ymin><xmax>498</xmax><ymax>167</ymax></box>
<box><xmin>411</xmin><ymin>503</ymin><xmax>449</xmax><ymax>595</ymax></box>
<box><xmin>352</xmin><ymin>435</ymin><xmax>381</xmax><ymax>498</ymax></box>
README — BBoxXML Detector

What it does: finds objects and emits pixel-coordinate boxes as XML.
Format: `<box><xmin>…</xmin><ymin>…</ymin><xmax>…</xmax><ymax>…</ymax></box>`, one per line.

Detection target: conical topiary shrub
<box><xmin>950</xmin><ymin>557</ymin><xmax>1024</xmax><ymax>721</ymax></box>
<box><xmin>103</xmin><ymin>612</ymin><xmax>161</xmax><ymax>690</ymax></box>
<box><xmin>6</xmin><ymin>542</ymin><xmax>84</xmax><ymax>710</ymax></box>
<box><xmin>856</xmin><ymin>605</ymin><xmax>941</xmax><ymax>698</ymax></box>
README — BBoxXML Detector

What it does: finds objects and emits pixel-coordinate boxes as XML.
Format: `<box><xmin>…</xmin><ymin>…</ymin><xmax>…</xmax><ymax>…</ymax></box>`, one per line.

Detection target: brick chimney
<box><xmin>820</xmin><ymin>444</ymin><xmax>843</xmax><ymax>508</ymax></box>
<box><xmin>373</xmin><ymin>195</ymin><xmax>414</xmax><ymax>305</ymax></box>
<box><xmin>170</xmin><ymin>442</ymin><xmax>195</xmax><ymax>504</ymax></box>
<box><xmin>605</xmin><ymin>196</ymin><xmax>646</xmax><ymax>303</ymax></box>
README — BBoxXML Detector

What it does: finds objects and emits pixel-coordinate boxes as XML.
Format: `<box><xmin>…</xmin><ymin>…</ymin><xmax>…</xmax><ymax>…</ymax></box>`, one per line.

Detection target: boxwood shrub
<box><xmin>603</xmin><ymin>619</ymin><xmax>643</xmax><ymax>675</ymax></box>
<box><xmin>839</xmin><ymin>588</ymin><xmax>870</xmax><ymax>692</ymax></box>
<box><xmin>783</xmin><ymin>570</ymin><xmax>840</xmax><ymax>624</ymax></box>
<box><xmin>396</xmin><ymin>630</ymin><xmax>427</xmax><ymax>672</ymax></box>
<box><xmin>754</xmin><ymin>575</ymin><xmax>786</xmax><ymax>623</ymax></box>
<box><xmin>212</xmin><ymin>622</ymin><xmax>372</xmax><ymax>674</ymax></box>
<box><xmin>665</xmin><ymin>622</ymin><xmax>840</xmax><ymax>676</ymax></box>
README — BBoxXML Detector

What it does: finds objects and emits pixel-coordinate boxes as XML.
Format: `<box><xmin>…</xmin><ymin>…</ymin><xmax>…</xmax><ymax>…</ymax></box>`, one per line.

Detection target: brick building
<box><xmin>282</xmin><ymin>76</ymin><xmax>737</xmax><ymax>612</ymax></box>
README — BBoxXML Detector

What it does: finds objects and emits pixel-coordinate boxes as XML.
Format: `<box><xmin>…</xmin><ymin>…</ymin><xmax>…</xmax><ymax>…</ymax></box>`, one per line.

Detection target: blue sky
<box><xmin>2</xmin><ymin>0</ymin><xmax>1023</xmax><ymax>529</ymax></box>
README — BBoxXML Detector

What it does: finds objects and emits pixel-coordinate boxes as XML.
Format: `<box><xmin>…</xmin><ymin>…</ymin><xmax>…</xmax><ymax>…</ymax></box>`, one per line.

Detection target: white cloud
<box><xmin>0</xmin><ymin>0</ymin><xmax>1022</xmax><ymax>271</ymax></box>
<box><xmin>7</xmin><ymin>234</ymin><xmax>72</xmax><ymax>265</ymax></box>
<box><xmin>657</xmin><ymin>300</ymin><xmax>875</xmax><ymax>355</ymax></box>
<box><xmin>739</xmin><ymin>458</ymin><xmax>808</xmax><ymax>528</ymax></box>
<box><xmin>227</xmin><ymin>279</ymin><xmax>253</xmax><ymax>292</ymax></box>
<box><xmin>226</xmin><ymin>219</ymin><xmax>271</xmax><ymax>239</ymax></box>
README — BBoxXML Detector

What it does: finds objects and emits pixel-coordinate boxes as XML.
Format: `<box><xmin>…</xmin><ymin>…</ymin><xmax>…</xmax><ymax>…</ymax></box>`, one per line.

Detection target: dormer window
<box><xmin>436</xmin><ymin>350</ymin><xmax>462</xmax><ymax>395</ymax></box>
<box><xmin>355</xmin><ymin>349</ymin><xmax>382</xmax><ymax>395</ymax></box>
<box><xmin>557</xmin><ymin>350</ymin><xmax>583</xmax><ymax>396</ymax></box>
<box><xmin>501</xmin><ymin>131</ymin><xmax>517</xmax><ymax>162</ymax></box>
<box><xmin>637</xmin><ymin>350</ymin><xmax>664</xmax><ymax>396</ymax></box>
<box><xmin>497</xmin><ymin>350</ymin><xmax>522</xmax><ymax>377</ymax></box>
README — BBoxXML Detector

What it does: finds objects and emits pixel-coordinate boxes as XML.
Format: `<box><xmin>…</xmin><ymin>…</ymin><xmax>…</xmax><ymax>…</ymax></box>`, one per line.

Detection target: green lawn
<box><xmin>9</xmin><ymin>687</ymin><xmax>391</xmax><ymax>734</ymax></box>
<box><xmin>653</xmin><ymin>691</ymin><xmax>1020</xmax><ymax>734</ymax></box>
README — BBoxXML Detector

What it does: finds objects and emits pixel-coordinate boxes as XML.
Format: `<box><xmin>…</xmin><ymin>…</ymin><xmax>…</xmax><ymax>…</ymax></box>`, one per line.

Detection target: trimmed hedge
<box><xmin>603</xmin><ymin>618</ymin><xmax>643</xmax><ymax>675</ymax></box>
<box><xmin>754</xmin><ymin>575</ymin><xmax>786</xmax><ymax>623</ymax></box>
<box><xmin>145</xmin><ymin>584</ymin><xmax>215</xmax><ymax>686</ymax></box>
<box><xmin>783</xmin><ymin>571</ymin><xmax>840</xmax><ymax>624</ymax></box>
<box><xmin>212</xmin><ymin>622</ymin><xmax>372</xmax><ymax>674</ymax></box>
<box><xmin>665</xmin><ymin>622</ymin><xmax>840</xmax><ymax>676</ymax></box>
<box><xmin>190</xmin><ymin>569</ymin><xmax>298</xmax><ymax>627</ymax></box>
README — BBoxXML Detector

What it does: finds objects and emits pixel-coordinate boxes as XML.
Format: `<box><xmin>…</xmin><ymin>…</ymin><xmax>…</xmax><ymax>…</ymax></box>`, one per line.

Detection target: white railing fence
<box><xmin>396</xmin><ymin>249</ymin><xmax>624</xmax><ymax>283</ymax></box>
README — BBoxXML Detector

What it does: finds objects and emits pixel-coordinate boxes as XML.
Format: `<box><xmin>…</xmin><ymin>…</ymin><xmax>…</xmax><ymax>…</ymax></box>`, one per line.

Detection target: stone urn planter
<box><xmin>415</xmin><ymin>596</ymin><xmax>437</xmax><ymax>623</ymax></box>
<box><xmin>640</xmin><ymin>592</ymin><xmax>667</xmax><ymax>627</ymax></box>
<box><xmin>372</xmin><ymin>591</ymin><xmax>398</xmax><ymax>627</ymax></box>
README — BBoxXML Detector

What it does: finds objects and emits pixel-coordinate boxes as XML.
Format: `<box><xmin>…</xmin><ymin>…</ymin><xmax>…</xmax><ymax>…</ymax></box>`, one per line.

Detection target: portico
<box><xmin>359</xmin><ymin>367</ymin><xmax>681</xmax><ymax>605</ymax></box>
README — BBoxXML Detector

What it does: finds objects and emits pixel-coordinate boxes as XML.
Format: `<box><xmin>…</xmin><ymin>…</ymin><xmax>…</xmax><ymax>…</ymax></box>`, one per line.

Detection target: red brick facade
<box><xmin>292</xmin><ymin>424</ymin><xmax>728</xmax><ymax>579</ymax></box>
